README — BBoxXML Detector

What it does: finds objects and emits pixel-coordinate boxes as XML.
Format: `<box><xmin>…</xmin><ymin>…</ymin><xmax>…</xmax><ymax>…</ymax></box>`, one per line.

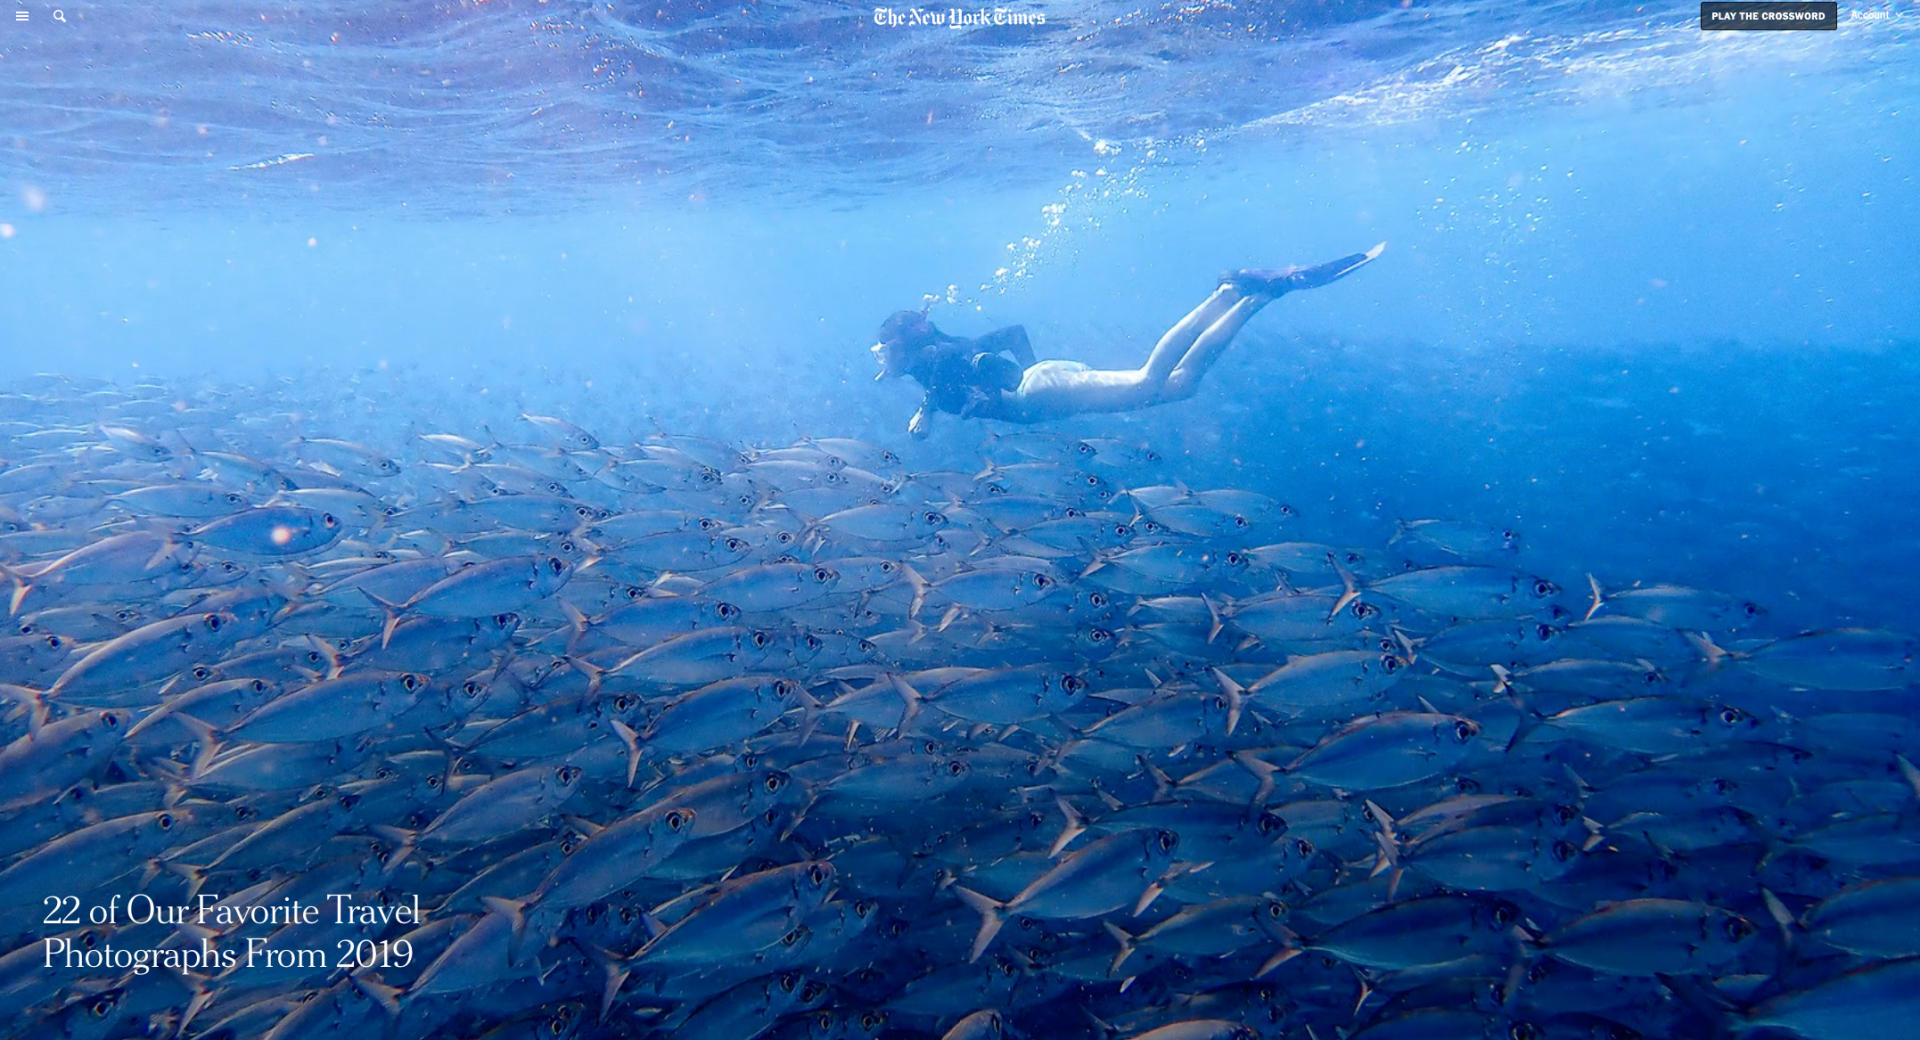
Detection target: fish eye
<box><xmin>1531</xmin><ymin>579</ymin><xmax>1557</xmax><ymax>597</ymax></box>
<box><xmin>924</xmin><ymin>511</ymin><xmax>943</xmax><ymax>524</ymax></box>
<box><xmin>777</xmin><ymin>531</ymin><xmax>795</xmax><ymax>544</ymax></box>
<box><xmin>726</xmin><ymin>538</ymin><xmax>748</xmax><ymax>552</ymax></box>
<box><xmin>547</xmin><ymin>556</ymin><xmax>565</xmax><ymax>573</ymax></box>
<box><xmin>1453</xmin><ymin>720</ymin><xmax>1478</xmax><ymax>741</ymax></box>
<box><xmin>1552</xmin><ymin>840</ymin><xmax>1576</xmax><ymax>862</ymax></box>
<box><xmin>666</xmin><ymin>810</ymin><xmax>689</xmax><ymax>831</ymax></box>
<box><xmin>43</xmin><ymin>634</ymin><xmax>61</xmax><ymax>649</ymax></box>
<box><xmin>204</xmin><ymin>613</ymin><xmax>223</xmax><ymax>630</ymax></box>
<box><xmin>375</xmin><ymin>766</ymin><xmax>395</xmax><ymax>780</ymax></box>
<box><xmin>1257</xmin><ymin>813</ymin><xmax>1285</xmax><ymax>835</ymax></box>
<box><xmin>191</xmin><ymin>667</ymin><xmax>212</xmax><ymax>685</ymax></box>
<box><xmin>89</xmin><ymin>994</ymin><xmax>119</xmax><ymax>1018</ymax></box>
<box><xmin>1088</xmin><ymin>592</ymin><xmax>1108</xmax><ymax>607</ymax></box>
<box><xmin>751</xmin><ymin>631</ymin><xmax>771</xmax><ymax>648</ymax></box>
<box><xmin>494</xmin><ymin>613</ymin><xmax>514</xmax><ymax>625</ymax></box>
<box><xmin>1719</xmin><ymin>707</ymin><xmax>1748</xmax><ymax>725</ymax></box>
<box><xmin>425</xmin><ymin>774</ymin><xmax>442</xmax><ymax>789</ymax></box>
<box><xmin>251</xmin><ymin>680</ymin><xmax>268</xmax><ymax>692</ymax></box>
<box><xmin>947</xmin><ymin>759</ymin><xmax>966</xmax><ymax>776</ymax></box>
<box><xmin>698</xmin><ymin>517</ymin><xmax>721</xmax><ymax>531</ymax></box>
<box><xmin>1295</xmin><ymin>838</ymin><xmax>1315</xmax><ymax>857</ymax></box>
<box><xmin>1157</xmin><ymin>830</ymin><xmax>1178</xmax><ymax>852</ymax></box>
<box><xmin>1491</xmin><ymin>902</ymin><xmax>1518</xmax><ymax>926</ymax></box>
<box><xmin>560</xmin><ymin>539</ymin><xmax>576</xmax><ymax>553</ymax></box>
<box><xmin>1509</xmin><ymin>1025</ymin><xmax>1542</xmax><ymax>1040</ymax></box>
<box><xmin>1061</xmin><ymin>674</ymin><xmax>1085</xmax><ymax>693</ymax></box>
<box><xmin>765</xmin><ymin>774</ymin><xmax>785</xmax><ymax>792</ymax></box>
<box><xmin>1032</xmin><ymin>574</ymin><xmax>1051</xmax><ymax>588</ymax></box>
<box><xmin>1353</xmin><ymin>602</ymin><xmax>1379</xmax><ymax>619</ymax></box>
<box><xmin>1226</xmin><ymin>551</ymin><xmax>1246</xmax><ymax>565</ymax></box>
<box><xmin>558</xmin><ymin>766</ymin><xmax>580</xmax><ymax>784</ymax></box>
<box><xmin>100</xmin><ymin>711</ymin><xmax>121</xmax><ymax>729</ymax></box>
<box><xmin>322</xmin><ymin>512</ymin><xmax>339</xmax><ymax>528</ymax></box>
<box><xmin>804</xmin><ymin>634</ymin><xmax>823</xmax><ymax>651</ymax></box>
<box><xmin>614</xmin><ymin>694</ymin><xmax>636</xmax><ymax>711</ymax></box>
<box><xmin>1381</xmin><ymin>655</ymin><xmax>1401</xmax><ymax>674</ymax></box>
<box><xmin>463</xmin><ymin>681</ymin><xmax>484</xmax><ymax>697</ymax></box>
<box><xmin>1724</xmin><ymin>917</ymin><xmax>1754</xmax><ymax>941</ymax></box>
<box><xmin>813</xmin><ymin>567</ymin><xmax>833</xmax><ymax>582</ymax></box>
<box><xmin>401</xmin><ymin>674</ymin><xmax>420</xmax><ymax>691</ymax></box>
<box><xmin>718</xmin><ymin>603</ymin><xmax>742</xmax><ymax>620</ymax></box>
<box><xmin>1741</xmin><ymin>602</ymin><xmax>1762</xmax><ymax>618</ymax></box>
<box><xmin>156</xmin><ymin>812</ymin><xmax>174</xmax><ymax>830</ymax></box>
<box><xmin>1089</xmin><ymin>627</ymin><xmax>1111</xmax><ymax>643</ymax></box>
<box><xmin>809</xmin><ymin>864</ymin><xmax>827</xmax><ymax>885</ymax></box>
<box><xmin>1534</xmin><ymin>623</ymin><xmax>1555</xmax><ymax>641</ymax></box>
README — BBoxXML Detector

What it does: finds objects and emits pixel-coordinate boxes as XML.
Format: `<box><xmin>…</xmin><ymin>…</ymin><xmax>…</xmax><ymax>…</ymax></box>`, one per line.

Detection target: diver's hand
<box><xmin>908</xmin><ymin>408</ymin><xmax>931</xmax><ymax>439</ymax></box>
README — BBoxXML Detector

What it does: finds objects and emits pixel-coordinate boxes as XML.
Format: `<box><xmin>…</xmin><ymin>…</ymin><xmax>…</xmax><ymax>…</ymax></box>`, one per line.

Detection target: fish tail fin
<box><xmin>565</xmin><ymin>938</ymin><xmax>630</xmax><ymax>1021</ymax></box>
<box><xmin>1139</xmin><ymin>756</ymin><xmax>1178</xmax><ymax>803</ymax></box>
<box><xmin>899</xmin><ymin>561</ymin><xmax>928</xmax><ymax>613</ymax></box>
<box><xmin>611</xmin><ymin>718</ymin><xmax>642</xmax><ymax>788</ymax></box>
<box><xmin>352</xmin><ymin>972</ymin><xmax>404</xmax><ymax>1017</ymax></box>
<box><xmin>1210</xmin><ymin>667</ymin><xmax>1245</xmax><ymax>737</ymax></box>
<box><xmin>572</xmin><ymin>657</ymin><xmax>607</xmax><ymax>698</ymax></box>
<box><xmin>1202</xmin><ymin>593</ymin><xmax>1224</xmax><ymax>644</ymax></box>
<box><xmin>480</xmin><ymin>896</ymin><xmax>529</xmax><ymax>962</ymax></box>
<box><xmin>3</xmin><ymin>566</ymin><xmax>30</xmax><ymax>617</ymax></box>
<box><xmin>1363</xmin><ymin>799</ymin><xmax>1400</xmax><ymax>878</ymax></box>
<box><xmin>952</xmin><ymin>885</ymin><xmax>1008</xmax><ymax>963</ymax></box>
<box><xmin>1327</xmin><ymin>553</ymin><xmax>1361</xmax><ymax>619</ymax></box>
<box><xmin>361</xmin><ymin>591</ymin><xmax>404</xmax><ymax>649</ymax></box>
<box><xmin>559</xmin><ymin>600</ymin><xmax>592</xmax><ymax>654</ymax></box>
<box><xmin>1583</xmin><ymin>573</ymin><xmax>1605</xmax><ymax>621</ymax></box>
<box><xmin>887</xmin><ymin>673</ymin><xmax>923</xmax><ymax>737</ymax></box>
<box><xmin>1230</xmin><ymin>750</ymin><xmax>1280</xmax><ymax>809</ymax></box>
<box><xmin>1048</xmin><ymin>795</ymin><xmax>1086</xmax><ymax>858</ymax></box>
<box><xmin>1102</xmin><ymin>920</ymin><xmax>1137</xmax><ymax>977</ymax></box>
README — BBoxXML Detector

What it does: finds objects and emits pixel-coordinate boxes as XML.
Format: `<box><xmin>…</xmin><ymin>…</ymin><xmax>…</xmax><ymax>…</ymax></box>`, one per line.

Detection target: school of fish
<box><xmin>1</xmin><ymin>372</ymin><xmax>1917</xmax><ymax>1040</ymax></box>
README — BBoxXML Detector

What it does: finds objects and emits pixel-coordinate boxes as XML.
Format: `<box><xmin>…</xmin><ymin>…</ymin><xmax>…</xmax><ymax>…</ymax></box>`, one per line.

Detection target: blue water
<box><xmin>1</xmin><ymin>3</ymin><xmax>1918</xmax><ymax>1033</ymax></box>
<box><xmin>6</xmin><ymin>1</ymin><xmax>1914</xmax><ymax>629</ymax></box>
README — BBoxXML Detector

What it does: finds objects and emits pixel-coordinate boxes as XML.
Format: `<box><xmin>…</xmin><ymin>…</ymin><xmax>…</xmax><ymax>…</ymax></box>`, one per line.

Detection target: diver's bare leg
<box><xmin>995</xmin><ymin>244</ymin><xmax>1385</xmax><ymax>423</ymax></box>
<box><xmin>1162</xmin><ymin>243</ymin><xmax>1386</xmax><ymax>400</ymax></box>
<box><xmin>1161</xmin><ymin>295</ymin><xmax>1274</xmax><ymax>401</ymax></box>
<box><xmin>1138</xmin><ymin>285</ymin><xmax>1250</xmax><ymax>384</ymax></box>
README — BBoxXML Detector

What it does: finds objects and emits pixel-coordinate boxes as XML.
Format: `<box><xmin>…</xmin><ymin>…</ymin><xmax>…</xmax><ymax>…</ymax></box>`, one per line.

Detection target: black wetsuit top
<box><xmin>905</xmin><ymin>326</ymin><xmax>1035</xmax><ymax>417</ymax></box>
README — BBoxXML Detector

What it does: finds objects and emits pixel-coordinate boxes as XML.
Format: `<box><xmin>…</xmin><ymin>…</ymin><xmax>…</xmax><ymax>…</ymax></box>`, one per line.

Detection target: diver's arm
<box><xmin>975</xmin><ymin>326</ymin><xmax>1035</xmax><ymax>367</ymax></box>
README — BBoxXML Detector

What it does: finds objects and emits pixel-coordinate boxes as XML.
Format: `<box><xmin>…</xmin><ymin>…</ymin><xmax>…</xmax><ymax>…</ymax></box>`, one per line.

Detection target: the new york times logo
<box><xmin>1701</xmin><ymin>2</ymin><xmax>1838</xmax><ymax>31</ymax></box>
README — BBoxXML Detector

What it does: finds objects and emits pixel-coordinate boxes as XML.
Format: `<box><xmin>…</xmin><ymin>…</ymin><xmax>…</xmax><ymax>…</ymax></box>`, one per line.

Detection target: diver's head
<box><xmin>872</xmin><ymin>309</ymin><xmax>942</xmax><ymax>379</ymax></box>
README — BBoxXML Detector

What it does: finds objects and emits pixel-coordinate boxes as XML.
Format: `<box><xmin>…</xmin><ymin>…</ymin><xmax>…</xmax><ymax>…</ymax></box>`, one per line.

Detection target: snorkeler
<box><xmin>872</xmin><ymin>243</ymin><xmax>1384</xmax><ymax>437</ymax></box>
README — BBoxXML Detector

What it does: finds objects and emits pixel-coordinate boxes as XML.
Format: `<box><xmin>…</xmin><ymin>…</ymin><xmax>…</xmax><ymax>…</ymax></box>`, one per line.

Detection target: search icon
<box><xmin>52</xmin><ymin>9</ymin><xmax>66</xmax><ymax>22</ymax></box>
